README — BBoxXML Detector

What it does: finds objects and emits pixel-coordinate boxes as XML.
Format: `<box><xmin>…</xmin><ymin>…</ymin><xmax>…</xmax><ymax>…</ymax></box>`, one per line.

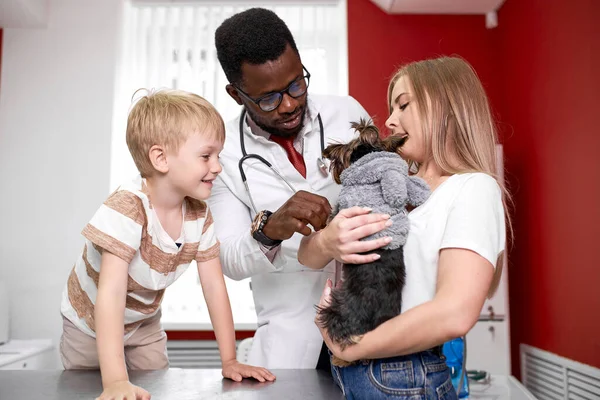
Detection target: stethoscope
<box><xmin>238</xmin><ymin>108</ymin><xmax>328</xmax><ymax>214</ymax></box>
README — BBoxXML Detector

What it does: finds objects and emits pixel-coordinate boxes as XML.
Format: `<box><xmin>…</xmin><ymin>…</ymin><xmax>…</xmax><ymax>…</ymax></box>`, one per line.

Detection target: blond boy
<box><xmin>60</xmin><ymin>89</ymin><xmax>274</xmax><ymax>400</ymax></box>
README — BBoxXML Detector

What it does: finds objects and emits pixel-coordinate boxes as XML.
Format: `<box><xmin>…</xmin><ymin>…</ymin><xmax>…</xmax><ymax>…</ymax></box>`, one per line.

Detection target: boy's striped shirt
<box><xmin>61</xmin><ymin>176</ymin><xmax>219</xmax><ymax>338</ymax></box>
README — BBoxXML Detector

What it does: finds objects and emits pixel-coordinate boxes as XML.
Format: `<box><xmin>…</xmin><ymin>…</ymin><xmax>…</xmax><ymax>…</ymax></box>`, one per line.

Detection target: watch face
<box><xmin>251</xmin><ymin>211</ymin><xmax>263</xmax><ymax>234</ymax></box>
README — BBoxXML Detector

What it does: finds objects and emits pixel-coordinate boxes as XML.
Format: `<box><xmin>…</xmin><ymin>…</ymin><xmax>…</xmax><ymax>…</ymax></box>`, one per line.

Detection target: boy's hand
<box><xmin>96</xmin><ymin>380</ymin><xmax>151</xmax><ymax>400</ymax></box>
<box><xmin>221</xmin><ymin>359</ymin><xmax>276</xmax><ymax>383</ymax></box>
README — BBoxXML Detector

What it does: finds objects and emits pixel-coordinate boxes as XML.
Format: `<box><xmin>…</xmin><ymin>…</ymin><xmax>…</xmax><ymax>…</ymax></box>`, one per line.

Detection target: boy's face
<box><xmin>166</xmin><ymin>133</ymin><xmax>223</xmax><ymax>201</ymax></box>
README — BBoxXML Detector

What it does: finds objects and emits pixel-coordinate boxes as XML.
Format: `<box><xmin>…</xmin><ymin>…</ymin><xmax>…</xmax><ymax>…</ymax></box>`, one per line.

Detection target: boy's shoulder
<box><xmin>102</xmin><ymin>180</ymin><xmax>149</xmax><ymax>225</ymax></box>
<box><xmin>184</xmin><ymin>197</ymin><xmax>210</xmax><ymax>221</ymax></box>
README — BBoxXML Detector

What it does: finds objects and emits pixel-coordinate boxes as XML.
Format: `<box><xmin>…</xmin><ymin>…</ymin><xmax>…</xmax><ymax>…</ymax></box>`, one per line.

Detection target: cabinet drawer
<box><xmin>465</xmin><ymin>320</ymin><xmax>510</xmax><ymax>375</ymax></box>
<box><xmin>480</xmin><ymin>256</ymin><xmax>509</xmax><ymax>318</ymax></box>
<box><xmin>0</xmin><ymin>352</ymin><xmax>49</xmax><ymax>370</ymax></box>
<box><xmin>1</xmin><ymin>359</ymin><xmax>30</xmax><ymax>370</ymax></box>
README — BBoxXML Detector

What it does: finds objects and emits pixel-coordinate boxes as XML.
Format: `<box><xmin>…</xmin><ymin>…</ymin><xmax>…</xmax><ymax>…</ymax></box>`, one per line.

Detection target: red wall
<box><xmin>348</xmin><ymin>0</ymin><xmax>600</xmax><ymax>378</ymax></box>
<box><xmin>493</xmin><ymin>0</ymin><xmax>600</xmax><ymax>376</ymax></box>
<box><xmin>347</xmin><ymin>0</ymin><xmax>499</xmax><ymax>131</ymax></box>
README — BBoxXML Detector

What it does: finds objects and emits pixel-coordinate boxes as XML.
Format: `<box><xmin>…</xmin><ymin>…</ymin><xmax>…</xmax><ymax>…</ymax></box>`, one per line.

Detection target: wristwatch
<box><xmin>251</xmin><ymin>210</ymin><xmax>282</xmax><ymax>247</ymax></box>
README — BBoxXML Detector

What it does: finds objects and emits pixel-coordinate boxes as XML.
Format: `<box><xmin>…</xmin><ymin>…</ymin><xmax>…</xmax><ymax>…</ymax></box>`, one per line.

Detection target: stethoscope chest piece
<box><xmin>317</xmin><ymin>157</ymin><xmax>328</xmax><ymax>177</ymax></box>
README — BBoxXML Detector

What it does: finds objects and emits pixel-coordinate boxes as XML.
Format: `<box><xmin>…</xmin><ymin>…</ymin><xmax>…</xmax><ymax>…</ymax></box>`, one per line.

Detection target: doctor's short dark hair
<box><xmin>215</xmin><ymin>8</ymin><xmax>299</xmax><ymax>85</ymax></box>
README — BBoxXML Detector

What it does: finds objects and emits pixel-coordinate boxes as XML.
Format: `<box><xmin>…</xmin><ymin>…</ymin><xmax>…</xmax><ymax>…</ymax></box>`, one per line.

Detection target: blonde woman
<box><xmin>297</xmin><ymin>56</ymin><xmax>510</xmax><ymax>399</ymax></box>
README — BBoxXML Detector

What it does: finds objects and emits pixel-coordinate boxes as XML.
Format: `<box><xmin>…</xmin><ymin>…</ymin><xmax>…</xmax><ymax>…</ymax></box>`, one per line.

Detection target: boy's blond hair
<box><xmin>126</xmin><ymin>89</ymin><xmax>225</xmax><ymax>177</ymax></box>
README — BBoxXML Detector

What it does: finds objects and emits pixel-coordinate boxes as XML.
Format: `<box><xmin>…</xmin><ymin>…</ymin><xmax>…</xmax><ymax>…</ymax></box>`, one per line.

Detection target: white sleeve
<box><xmin>206</xmin><ymin>173</ymin><xmax>287</xmax><ymax>280</ymax></box>
<box><xmin>347</xmin><ymin>95</ymin><xmax>372</xmax><ymax>122</ymax></box>
<box><xmin>440</xmin><ymin>174</ymin><xmax>506</xmax><ymax>268</ymax></box>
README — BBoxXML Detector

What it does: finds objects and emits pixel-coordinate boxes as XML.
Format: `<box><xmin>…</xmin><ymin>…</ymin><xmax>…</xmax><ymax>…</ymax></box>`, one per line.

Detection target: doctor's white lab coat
<box><xmin>207</xmin><ymin>95</ymin><xmax>370</xmax><ymax>368</ymax></box>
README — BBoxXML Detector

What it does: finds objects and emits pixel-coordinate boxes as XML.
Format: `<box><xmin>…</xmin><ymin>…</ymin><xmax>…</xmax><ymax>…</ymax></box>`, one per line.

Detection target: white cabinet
<box><xmin>0</xmin><ymin>351</ymin><xmax>51</xmax><ymax>370</ymax></box>
<box><xmin>466</xmin><ymin>145</ymin><xmax>512</xmax><ymax>376</ymax></box>
<box><xmin>466</xmin><ymin>320</ymin><xmax>511</xmax><ymax>376</ymax></box>
<box><xmin>0</xmin><ymin>340</ymin><xmax>54</xmax><ymax>370</ymax></box>
<box><xmin>471</xmin><ymin>246</ymin><xmax>511</xmax><ymax>375</ymax></box>
<box><xmin>480</xmin><ymin>253</ymin><xmax>509</xmax><ymax>319</ymax></box>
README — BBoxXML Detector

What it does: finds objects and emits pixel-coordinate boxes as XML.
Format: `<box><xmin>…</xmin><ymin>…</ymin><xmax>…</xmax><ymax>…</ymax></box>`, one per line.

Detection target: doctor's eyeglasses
<box><xmin>234</xmin><ymin>66</ymin><xmax>311</xmax><ymax>112</ymax></box>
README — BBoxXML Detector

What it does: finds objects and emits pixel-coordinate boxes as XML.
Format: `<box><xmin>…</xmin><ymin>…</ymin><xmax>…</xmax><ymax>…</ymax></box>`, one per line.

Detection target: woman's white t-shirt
<box><xmin>401</xmin><ymin>172</ymin><xmax>506</xmax><ymax>313</ymax></box>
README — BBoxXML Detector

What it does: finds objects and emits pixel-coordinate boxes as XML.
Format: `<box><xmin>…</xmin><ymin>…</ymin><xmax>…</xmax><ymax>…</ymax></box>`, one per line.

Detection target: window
<box><xmin>110</xmin><ymin>1</ymin><xmax>348</xmax><ymax>327</ymax></box>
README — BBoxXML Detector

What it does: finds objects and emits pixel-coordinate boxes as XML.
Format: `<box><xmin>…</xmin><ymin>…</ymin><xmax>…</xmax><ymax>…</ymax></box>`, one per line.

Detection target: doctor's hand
<box><xmin>262</xmin><ymin>190</ymin><xmax>332</xmax><ymax>240</ymax></box>
<box><xmin>316</xmin><ymin>206</ymin><xmax>392</xmax><ymax>264</ymax></box>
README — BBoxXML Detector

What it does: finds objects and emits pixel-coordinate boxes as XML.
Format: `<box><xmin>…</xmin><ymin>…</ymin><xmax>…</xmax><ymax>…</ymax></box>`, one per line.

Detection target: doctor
<box><xmin>209</xmin><ymin>8</ymin><xmax>388</xmax><ymax>370</ymax></box>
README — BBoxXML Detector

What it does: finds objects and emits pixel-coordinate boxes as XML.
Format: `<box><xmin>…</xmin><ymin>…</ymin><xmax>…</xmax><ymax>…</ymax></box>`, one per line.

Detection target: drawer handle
<box><xmin>488</xmin><ymin>305</ymin><xmax>495</xmax><ymax>320</ymax></box>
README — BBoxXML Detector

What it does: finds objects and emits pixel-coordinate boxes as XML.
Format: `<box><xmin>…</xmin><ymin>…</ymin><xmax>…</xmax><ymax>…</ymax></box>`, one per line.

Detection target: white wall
<box><xmin>0</xmin><ymin>0</ymin><xmax>124</xmax><ymax>367</ymax></box>
<box><xmin>0</xmin><ymin>0</ymin><xmax>49</xmax><ymax>28</ymax></box>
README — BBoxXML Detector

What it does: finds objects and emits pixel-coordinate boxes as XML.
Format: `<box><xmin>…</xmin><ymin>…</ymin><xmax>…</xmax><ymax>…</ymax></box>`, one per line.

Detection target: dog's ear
<box><xmin>323</xmin><ymin>143</ymin><xmax>352</xmax><ymax>184</ymax></box>
<box><xmin>351</xmin><ymin>118</ymin><xmax>382</xmax><ymax>148</ymax></box>
<box><xmin>382</xmin><ymin>135</ymin><xmax>407</xmax><ymax>153</ymax></box>
<box><xmin>323</xmin><ymin>119</ymin><xmax>382</xmax><ymax>184</ymax></box>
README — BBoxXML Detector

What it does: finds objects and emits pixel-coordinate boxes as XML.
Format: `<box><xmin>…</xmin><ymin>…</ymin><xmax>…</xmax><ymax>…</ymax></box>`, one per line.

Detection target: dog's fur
<box><xmin>316</xmin><ymin>119</ymin><xmax>430</xmax><ymax>365</ymax></box>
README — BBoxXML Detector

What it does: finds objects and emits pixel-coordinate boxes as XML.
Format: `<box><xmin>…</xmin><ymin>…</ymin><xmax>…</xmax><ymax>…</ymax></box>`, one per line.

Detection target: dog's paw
<box><xmin>349</xmin><ymin>334</ymin><xmax>364</xmax><ymax>345</ymax></box>
<box><xmin>331</xmin><ymin>355</ymin><xmax>355</xmax><ymax>367</ymax></box>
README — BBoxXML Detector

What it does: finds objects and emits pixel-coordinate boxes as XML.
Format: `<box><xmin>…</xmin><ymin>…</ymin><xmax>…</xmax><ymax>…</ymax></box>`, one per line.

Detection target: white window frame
<box><xmin>110</xmin><ymin>0</ymin><xmax>348</xmax><ymax>328</ymax></box>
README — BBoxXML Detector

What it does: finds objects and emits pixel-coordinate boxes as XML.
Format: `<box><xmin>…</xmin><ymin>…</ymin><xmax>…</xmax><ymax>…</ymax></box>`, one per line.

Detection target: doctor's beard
<box><xmin>246</xmin><ymin>100</ymin><xmax>308</xmax><ymax>139</ymax></box>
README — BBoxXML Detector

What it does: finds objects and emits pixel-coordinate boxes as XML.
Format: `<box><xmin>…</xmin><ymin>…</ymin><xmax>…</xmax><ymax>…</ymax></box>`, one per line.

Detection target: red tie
<box><xmin>270</xmin><ymin>135</ymin><xmax>306</xmax><ymax>178</ymax></box>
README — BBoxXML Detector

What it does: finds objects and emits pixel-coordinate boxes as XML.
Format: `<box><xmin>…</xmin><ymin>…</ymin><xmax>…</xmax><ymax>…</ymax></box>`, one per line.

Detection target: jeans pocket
<box><xmin>380</xmin><ymin>361</ymin><xmax>415</xmax><ymax>388</ymax></box>
<box><xmin>436</xmin><ymin>377</ymin><xmax>458</xmax><ymax>400</ymax></box>
<box><xmin>369</xmin><ymin>360</ymin><xmax>426</xmax><ymax>397</ymax></box>
<box><xmin>425</xmin><ymin>361</ymin><xmax>450</xmax><ymax>374</ymax></box>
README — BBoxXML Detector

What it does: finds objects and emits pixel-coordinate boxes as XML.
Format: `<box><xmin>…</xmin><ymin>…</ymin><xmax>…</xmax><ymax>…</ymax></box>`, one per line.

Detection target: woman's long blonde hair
<box><xmin>388</xmin><ymin>56</ymin><xmax>512</xmax><ymax>297</ymax></box>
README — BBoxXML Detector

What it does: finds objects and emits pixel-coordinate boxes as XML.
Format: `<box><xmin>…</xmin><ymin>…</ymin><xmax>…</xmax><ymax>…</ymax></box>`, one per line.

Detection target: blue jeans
<box><xmin>330</xmin><ymin>349</ymin><xmax>458</xmax><ymax>400</ymax></box>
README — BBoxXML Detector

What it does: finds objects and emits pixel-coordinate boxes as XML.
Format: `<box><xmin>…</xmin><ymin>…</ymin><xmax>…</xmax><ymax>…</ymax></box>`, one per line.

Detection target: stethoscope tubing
<box><xmin>237</xmin><ymin>108</ymin><xmax>325</xmax><ymax>214</ymax></box>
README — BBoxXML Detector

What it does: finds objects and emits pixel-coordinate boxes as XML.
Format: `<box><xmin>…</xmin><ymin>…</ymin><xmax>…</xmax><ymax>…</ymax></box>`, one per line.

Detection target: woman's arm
<box><xmin>297</xmin><ymin>206</ymin><xmax>392</xmax><ymax>269</ymax></box>
<box><xmin>319</xmin><ymin>247</ymin><xmax>494</xmax><ymax>361</ymax></box>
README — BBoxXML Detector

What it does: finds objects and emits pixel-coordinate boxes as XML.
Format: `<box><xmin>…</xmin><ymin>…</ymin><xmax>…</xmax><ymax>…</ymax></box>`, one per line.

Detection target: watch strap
<box><xmin>252</xmin><ymin>210</ymin><xmax>282</xmax><ymax>247</ymax></box>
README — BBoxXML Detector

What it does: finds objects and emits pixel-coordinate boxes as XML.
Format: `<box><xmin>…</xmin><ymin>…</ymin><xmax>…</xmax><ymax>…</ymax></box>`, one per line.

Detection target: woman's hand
<box><xmin>314</xmin><ymin>279</ymin><xmax>363</xmax><ymax>363</ymax></box>
<box><xmin>317</xmin><ymin>206</ymin><xmax>392</xmax><ymax>264</ymax></box>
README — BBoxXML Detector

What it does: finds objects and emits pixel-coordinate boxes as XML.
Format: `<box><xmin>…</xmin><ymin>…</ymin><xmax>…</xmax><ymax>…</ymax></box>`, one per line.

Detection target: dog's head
<box><xmin>323</xmin><ymin>119</ymin><xmax>407</xmax><ymax>184</ymax></box>
<box><xmin>322</xmin><ymin>119</ymin><xmax>385</xmax><ymax>184</ymax></box>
